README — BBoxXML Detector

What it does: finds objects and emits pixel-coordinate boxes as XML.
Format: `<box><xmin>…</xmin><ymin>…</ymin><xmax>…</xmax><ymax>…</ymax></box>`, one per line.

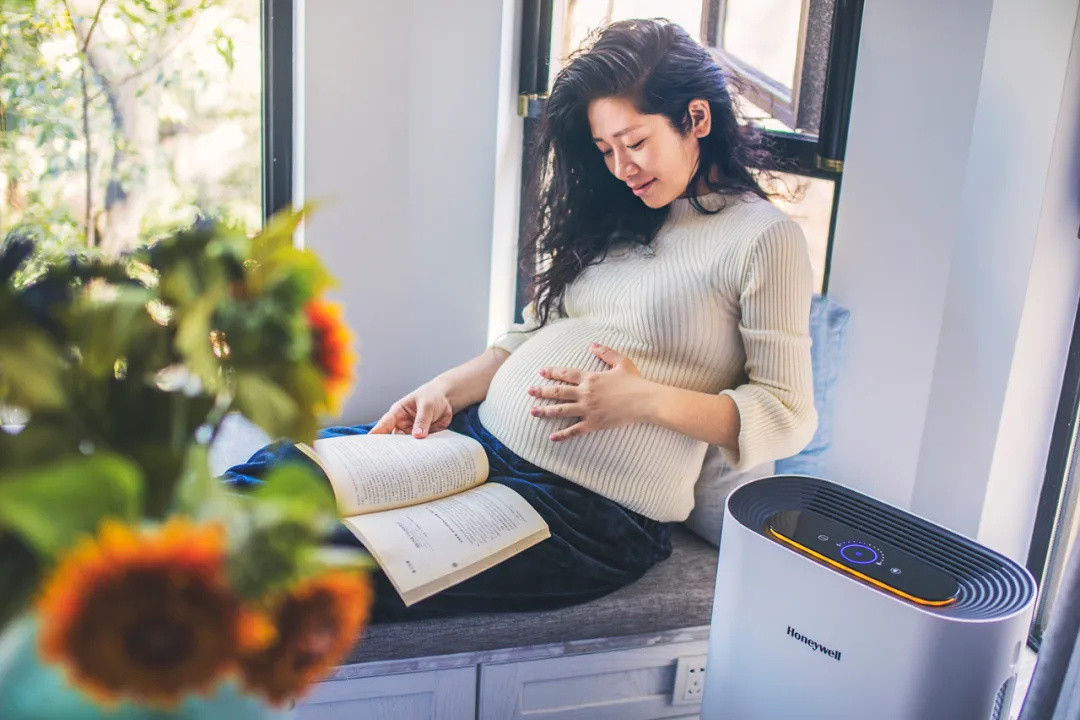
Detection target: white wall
<box><xmin>300</xmin><ymin>0</ymin><xmax>509</xmax><ymax>423</ymax></box>
<box><xmin>827</xmin><ymin>0</ymin><xmax>995</xmax><ymax>510</ymax></box>
<box><xmin>829</xmin><ymin>0</ymin><xmax>1080</xmax><ymax>561</ymax></box>
<box><xmin>975</xmin><ymin>8</ymin><xmax>1080</xmax><ymax>559</ymax></box>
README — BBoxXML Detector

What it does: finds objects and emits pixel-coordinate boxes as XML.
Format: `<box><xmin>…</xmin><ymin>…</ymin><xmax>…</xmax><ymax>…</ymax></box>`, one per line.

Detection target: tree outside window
<box><xmin>0</xmin><ymin>0</ymin><xmax>261</xmax><ymax>257</ymax></box>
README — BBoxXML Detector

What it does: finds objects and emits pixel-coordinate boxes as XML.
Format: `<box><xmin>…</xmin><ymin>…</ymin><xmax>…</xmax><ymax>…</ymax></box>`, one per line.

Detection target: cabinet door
<box><xmin>479</xmin><ymin>640</ymin><xmax>708</xmax><ymax>720</ymax></box>
<box><xmin>295</xmin><ymin>666</ymin><xmax>476</xmax><ymax>720</ymax></box>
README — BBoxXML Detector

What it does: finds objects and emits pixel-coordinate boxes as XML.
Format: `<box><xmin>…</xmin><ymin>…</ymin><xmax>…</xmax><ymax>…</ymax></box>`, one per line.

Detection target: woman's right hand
<box><xmin>368</xmin><ymin>383</ymin><xmax>454</xmax><ymax>439</ymax></box>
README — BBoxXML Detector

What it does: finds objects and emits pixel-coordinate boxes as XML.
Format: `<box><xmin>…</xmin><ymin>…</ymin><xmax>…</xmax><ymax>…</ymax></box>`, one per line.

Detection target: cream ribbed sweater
<box><xmin>477</xmin><ymin>193</ymin><xmax>818</xmax><ymax>521</ymax></box>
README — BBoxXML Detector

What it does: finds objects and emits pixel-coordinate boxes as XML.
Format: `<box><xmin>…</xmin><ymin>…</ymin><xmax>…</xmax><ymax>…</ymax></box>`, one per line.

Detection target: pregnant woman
<box><xmin>226</xmin><ymin>18</ymin><xmax>817</xmax><ymax>622</ymax></box>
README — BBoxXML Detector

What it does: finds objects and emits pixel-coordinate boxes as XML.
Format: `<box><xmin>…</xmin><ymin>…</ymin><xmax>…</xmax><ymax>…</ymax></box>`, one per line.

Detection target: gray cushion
<box><xmin>775</xmin><ymin>294</ymin><xmax>851</xmax><ymax>476</ymax></box>
<box><xmin>683</xmin><ymin>454</ymin><xmax>774</xmax><ymax>546</ymax></box>
<box><xmin>346</xmin><ymin>526</ymin><xmax>718</xmax><ymax>663</ymax></box>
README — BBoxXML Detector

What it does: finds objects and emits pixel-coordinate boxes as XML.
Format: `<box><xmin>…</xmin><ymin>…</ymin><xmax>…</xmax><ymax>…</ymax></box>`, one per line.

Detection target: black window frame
<box><xmin>262</xmin><ymin>0</ymin><xmax>293</xmax><ymax>221</ymax></box>
<box><xmin>515</xmin><ymin>0</ymin><xmax>553</xmax><ymax>321</ymax></box>
<box><xmin>1026</xmin><ymin>282</ymin><xmax>1080</xmax><ymax>651</ymax></box>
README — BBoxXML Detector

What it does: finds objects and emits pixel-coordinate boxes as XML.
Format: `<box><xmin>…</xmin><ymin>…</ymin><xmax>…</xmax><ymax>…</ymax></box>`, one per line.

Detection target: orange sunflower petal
<box><xmin>305</xmin><ymin>298</ymin><xmax>357</xmax><ymax>416</ymax></box>
<box><xmin>239</xmin><ymin>570</ymin><xmax>372</xmax><ymax>706</ymax></box>
<box><xmin>36</xmin><ymin>518</ymin><xmax>241</xmax><ymax>708</ymax></box>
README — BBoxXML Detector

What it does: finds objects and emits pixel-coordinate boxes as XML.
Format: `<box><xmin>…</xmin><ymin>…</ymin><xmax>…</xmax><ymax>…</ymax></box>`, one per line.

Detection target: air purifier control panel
<box><xmin>766</xmin><ymin>509</ymin><xmax>960</xmax><ymax>606</ymax></box>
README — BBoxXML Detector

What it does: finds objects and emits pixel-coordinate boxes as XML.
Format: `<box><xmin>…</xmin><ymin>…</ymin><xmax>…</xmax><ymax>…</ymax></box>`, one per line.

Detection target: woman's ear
<box><xmin>688</xmin><ymin>99</ymin><xmax>712</xmax><ymax>138</ymax></box>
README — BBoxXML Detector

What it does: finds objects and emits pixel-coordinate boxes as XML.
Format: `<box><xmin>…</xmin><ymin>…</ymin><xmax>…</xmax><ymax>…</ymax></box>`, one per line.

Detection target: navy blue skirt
<box><xmin>223</xmin><ymin>404</ymin><xmax>672</xmax><ymax>623</ymax></box>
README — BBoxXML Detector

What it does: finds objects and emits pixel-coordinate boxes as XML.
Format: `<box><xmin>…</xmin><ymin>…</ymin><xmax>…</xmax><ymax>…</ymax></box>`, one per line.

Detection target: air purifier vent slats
<box><xmin>728</xmin><ymin>476</ymin><xmax>1037</xmax><ymax>619</ymax></box>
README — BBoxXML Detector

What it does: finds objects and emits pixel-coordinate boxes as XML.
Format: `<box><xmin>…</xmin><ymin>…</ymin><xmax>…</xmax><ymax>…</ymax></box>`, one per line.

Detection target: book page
<box><xmin>343</xmin><ymin>483</ymin><xmax>550</xmax><ymax>606</ymax></box>
<box><xmin>296</xmin><ymin>430</ymin><xmax>489</xmax><ymax>515</ymax></box>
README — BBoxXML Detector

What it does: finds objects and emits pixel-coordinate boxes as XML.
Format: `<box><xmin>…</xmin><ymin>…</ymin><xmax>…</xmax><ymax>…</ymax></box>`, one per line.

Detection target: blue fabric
<box><xmin>774</xmin><ymin>294</ymin><xmax>851</xmax><ymax>477</ymax></box>
<box><xmin>223</xmin><ymin>404</ymin><xmax>672</xmax><ymax>623</ymax></box>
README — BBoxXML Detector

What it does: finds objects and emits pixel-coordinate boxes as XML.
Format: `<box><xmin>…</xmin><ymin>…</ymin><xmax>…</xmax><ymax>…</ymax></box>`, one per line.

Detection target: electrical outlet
<box><xmin>672</xmin><ymin>654</ymin><xmax>708</xmax><ymax>705</ymax></box>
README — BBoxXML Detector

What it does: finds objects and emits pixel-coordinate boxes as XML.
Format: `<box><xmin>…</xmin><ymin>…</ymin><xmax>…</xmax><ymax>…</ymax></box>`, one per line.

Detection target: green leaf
<box><xmin>159</xmin><ymin>260</ymin><xmax>202</xmax><ymax>306</ymax></box>
<box><xmin>253</xmin><ymin>461</ymin><xmax>337</xmax><ymax>518</ymax></box>
<box><xmin>246</xmin><ymin>205</ymin><xmax>334</xmax><ymax>297</ymax></box>
<box><xmin>221</xmin><ymin>462</ymin><xmax>340</xmax><ymax>600</ymax></box>
<box><xmin>68</xmin><ymin>287</ymin><xmax>154</xmax><ymax>378</ymax></box>
<box><xmin>0</xmin><ymin>454</ymin><xmax>143</xmax><ymax>559</ymax></box>
<box><xmin>175</xmin><ymin>291</ymin><xmax>223</xmax><ymax>392</ymax></box>
<box><xmin>213</xmin><ymin>29</ymin><xmax>236</xmax><ymax>72</ymax></box>
<box><xmin>226</xmin><ymin>517</ymin><xmax>313</xmax><ymax>601</ymax></box>
<box><xmin>233</xmin><ymin>372</ymin><xmax>300</xmax><ymax>440</ymax></box>
<box><xmin>173</xmin><ymin>440</ymin><xmax>227</xmax><ymax>516</ymax></box>
<box><xmin>0</xmin><ymin>327</ymin><xmax>65</xmax><ymax>410</ymax></box>
<box><xmin>266</xmin><ymin>362</ymin><xmax>324</xmax><ymax>445</ymax></box>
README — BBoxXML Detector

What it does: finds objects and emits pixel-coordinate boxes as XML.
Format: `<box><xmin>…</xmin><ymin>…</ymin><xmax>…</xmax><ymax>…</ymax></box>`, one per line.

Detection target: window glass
<box><xmin>0</xmin><ymin>1</ymin><xmax>261</xmax><ymax>254</ymax></box>
<box><xmin>554</xmin><ymin>0</ymin><xmax>704</xmax><ymax>84</ymax></box>
<box><xmin>720</xmin><ymin>0</ymin><xmax>803</xmax><ymax>89</ymax></box>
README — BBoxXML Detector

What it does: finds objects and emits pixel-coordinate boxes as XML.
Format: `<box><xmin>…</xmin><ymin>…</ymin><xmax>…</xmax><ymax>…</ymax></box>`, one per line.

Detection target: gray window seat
<box><xmin>345</xmin><ymin>525</ymin><xmax>718</xmax><ymax>665</ymax></box>
<box><xmin>300</xmin><ymin>527</ymin><xmax>719</xmax><ymax>718</ymax></box>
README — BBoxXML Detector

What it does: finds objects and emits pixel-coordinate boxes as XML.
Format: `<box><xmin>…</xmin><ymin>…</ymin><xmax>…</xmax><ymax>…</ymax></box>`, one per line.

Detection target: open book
<box><xmin>296</xmin><ymin>430</ymin><xmax>550</xmax><ymax>606</ymax></box>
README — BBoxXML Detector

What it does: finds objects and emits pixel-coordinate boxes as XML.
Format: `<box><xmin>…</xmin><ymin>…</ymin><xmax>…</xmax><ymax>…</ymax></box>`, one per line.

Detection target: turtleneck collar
<box><xmin>666</xmin><ymin>191</ymin><xmax>736</xmax><ymax>223</ymax></box>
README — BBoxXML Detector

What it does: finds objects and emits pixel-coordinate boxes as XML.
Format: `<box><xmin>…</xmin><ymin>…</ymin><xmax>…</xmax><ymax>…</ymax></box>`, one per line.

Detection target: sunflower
<box><xmin>239</xmin><ymin>570</ymin><xmax>372</xmax><ymax>706</ymax></box>
<box><xmin>304</xmin><ymin>298</ymin><xmax>357</xmax><ymax>416</ymax></box>
<box><xmin>36</xmin><ymin>518</ymin><xmax>243</xmax><ymax>707</ymax></box>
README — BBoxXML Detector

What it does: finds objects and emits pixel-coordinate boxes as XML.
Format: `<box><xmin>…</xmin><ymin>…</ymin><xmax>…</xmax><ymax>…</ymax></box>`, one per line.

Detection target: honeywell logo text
<box><xmin>787</xmin><ymin>626</ymin><xmax>842</xmax><ymax>661</ymax></box>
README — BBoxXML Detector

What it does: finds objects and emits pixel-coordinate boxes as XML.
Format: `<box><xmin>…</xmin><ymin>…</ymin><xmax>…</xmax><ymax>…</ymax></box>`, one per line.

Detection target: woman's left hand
<box><xmin>528</xmin><ymin>343</ymin><xmax>655</xmax><ymax>441</ymax></box>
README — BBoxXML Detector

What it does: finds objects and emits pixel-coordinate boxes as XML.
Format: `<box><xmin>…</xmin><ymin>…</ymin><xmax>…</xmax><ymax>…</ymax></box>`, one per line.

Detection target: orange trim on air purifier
<box><xmin>766</xmin><ymin>526</ymin><xmax>957</xmax><ymax>607</ymax></box>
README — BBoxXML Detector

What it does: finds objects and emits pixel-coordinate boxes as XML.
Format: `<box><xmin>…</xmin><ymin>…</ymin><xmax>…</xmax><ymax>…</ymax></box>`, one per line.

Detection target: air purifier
<box><xmin>701</xmin><ymin>476</ymin><xmax>1037</xmax><ymax>720</ymax></box>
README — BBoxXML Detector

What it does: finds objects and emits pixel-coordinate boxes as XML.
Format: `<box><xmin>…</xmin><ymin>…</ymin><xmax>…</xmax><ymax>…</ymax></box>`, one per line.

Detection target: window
<box><xmin>705</xmin><ymin>0</ymin><xmax>836</xmax><ymax>136</ymax></box>
<box><xmin>0</xmin><ymin>0</ymin><xmax>291</xmax><ymax>256</ymax></box>
<box><xmin>516</xmin><ymin>0</ymin><xmax>861</xmax><ymax>314</ymax></box>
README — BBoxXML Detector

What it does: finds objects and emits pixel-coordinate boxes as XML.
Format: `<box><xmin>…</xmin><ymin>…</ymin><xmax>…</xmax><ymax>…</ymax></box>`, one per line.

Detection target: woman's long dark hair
<box><xmin>524</xmin><ymin>18</ymin><xmax>777</xmax><ymax>327</ymax></box>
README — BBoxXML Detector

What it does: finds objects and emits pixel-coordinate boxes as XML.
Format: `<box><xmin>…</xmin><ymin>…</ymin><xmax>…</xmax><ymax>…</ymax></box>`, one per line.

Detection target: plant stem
<box><xmin>81</xmin><ymin>64</ymin><xmax>92</xmax><ymax>246</ymax></box>
<box><xmin>63</xmin><ymin>0</ymin><xmax>108</xmax><ymax>248</ymax></box>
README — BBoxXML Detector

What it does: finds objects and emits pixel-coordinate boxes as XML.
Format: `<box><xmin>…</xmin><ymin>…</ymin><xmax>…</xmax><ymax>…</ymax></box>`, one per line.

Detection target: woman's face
<box><xmin>587</xmin><ymin>96</ymin><xmax>711</xmax><ymax>209</ymax></box>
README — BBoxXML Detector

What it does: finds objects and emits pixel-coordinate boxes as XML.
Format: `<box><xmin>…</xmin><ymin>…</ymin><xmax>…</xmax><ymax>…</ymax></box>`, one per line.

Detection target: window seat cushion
<box><xmin>344</xmin><ymin>525</ymin><xmax>718</xmax><ymax>664</ymax></box>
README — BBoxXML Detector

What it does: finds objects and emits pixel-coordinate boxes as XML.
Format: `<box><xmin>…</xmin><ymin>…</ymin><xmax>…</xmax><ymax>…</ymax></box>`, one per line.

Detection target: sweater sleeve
<box><xmin>718</xmin><ymin>219</ymin><xmax>818</xmax><ymax>470</ymax></box>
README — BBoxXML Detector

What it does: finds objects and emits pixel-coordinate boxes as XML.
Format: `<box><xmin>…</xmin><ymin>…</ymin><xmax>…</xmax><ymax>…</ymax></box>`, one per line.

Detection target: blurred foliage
<box><xmin>0</xmin><ymin>211</ymin><xmax>362</xmax><ymax>629</ymax></box>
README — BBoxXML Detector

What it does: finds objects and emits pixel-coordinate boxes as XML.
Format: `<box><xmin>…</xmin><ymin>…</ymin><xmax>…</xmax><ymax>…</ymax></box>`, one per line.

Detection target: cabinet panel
<box><xmin>479</xmin><ymin>640</ymin><xmax>707</xmax><ymax>720</ymax></box>
<box><xmin>296</xmin><ymin>665</ymin><xmax>475</xmax><ymax>720</ymax></box>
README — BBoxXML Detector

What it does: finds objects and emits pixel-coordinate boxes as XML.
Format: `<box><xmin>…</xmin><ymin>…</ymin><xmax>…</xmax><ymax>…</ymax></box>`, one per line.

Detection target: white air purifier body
<box><xmin>701</xmin><ymin>476</ymin><xmax>1037</xmax><ymax>720</ymax></box>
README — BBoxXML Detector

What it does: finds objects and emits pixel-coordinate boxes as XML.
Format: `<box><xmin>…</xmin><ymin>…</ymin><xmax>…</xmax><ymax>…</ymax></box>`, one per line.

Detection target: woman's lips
<box><xmin>632</xmin><ymin>179</ymin><xmax>655</xmax><ymax>196</ymax></box>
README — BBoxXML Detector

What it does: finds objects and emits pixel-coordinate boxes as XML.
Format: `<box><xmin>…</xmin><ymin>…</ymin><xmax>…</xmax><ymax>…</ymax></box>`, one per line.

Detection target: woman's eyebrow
<box><xmin>592</xmin><ymin>124</ymin><xmax>644</xmax><ymax>142</ymax></box>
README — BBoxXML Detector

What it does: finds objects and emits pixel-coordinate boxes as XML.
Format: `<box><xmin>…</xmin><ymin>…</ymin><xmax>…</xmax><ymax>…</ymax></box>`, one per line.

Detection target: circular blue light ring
<box><xmin>840</xmin><ymin>543</ymin><xmax>879</xmax><ymax>565</ymax></box>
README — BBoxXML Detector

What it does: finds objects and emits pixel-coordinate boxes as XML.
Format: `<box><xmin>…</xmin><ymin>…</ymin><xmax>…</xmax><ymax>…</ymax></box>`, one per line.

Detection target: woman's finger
<box><xmin>531</xmin><ymin>402</ymin><xmax>584</xmax><ymax>419</ymax></box>
<box><xmin>540</xmin><ymin>366</ymin><xmax>583</xmax><ymax>384</ymax></box>
<box><xmin>412</xmin><ymin>401</ymin><xmax>433</xmax><ymax>438</ymax></box>
<box><xmin>528</xmin><ymin>384</ymin><xmax>577</xmax><ymax>400</ymax></box>
<box><xmin>549</xmin><ymin>421</ymin><xmax>588</xmax><ymax>442</ymax></box>
<box><xmin>369</xmin><ymin>413</ymin><xmax>397</xmax><ymax>434</ymax></box>
<box><xmin>590</xmin><ymin>343</ymin><xmax>622</xmax><ymax>366</ymax></box>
